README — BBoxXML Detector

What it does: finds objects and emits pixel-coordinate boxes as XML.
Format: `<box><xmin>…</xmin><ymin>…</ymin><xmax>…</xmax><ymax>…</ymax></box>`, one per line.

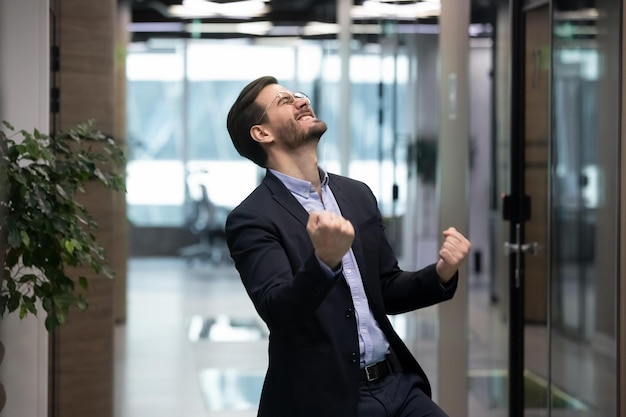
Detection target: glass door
<box><xmin>504</xmin><ymin>3</ymin><xmax>552</xmax><ymax>416</ymax></box>
<box><xmin>507</xmin><ymin>1</ymin><xmax>620</xmax><ymax>415</ymax></box>
<box><xmin>480</xmin><ymin>1</ymin><xmax>620</xmax><ymax>415</ymax></box>
<box><xmin>548</xmin><ymin>0</ymin><xmax>619</xmax><ymax>415</ymax></box>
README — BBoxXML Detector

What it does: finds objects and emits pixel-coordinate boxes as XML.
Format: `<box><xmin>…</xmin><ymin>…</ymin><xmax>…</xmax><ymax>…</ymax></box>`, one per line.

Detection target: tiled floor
<box><xmin>114</xmin><ymin>257</ymin><xmax>616</xmax><ymax>417</ymax></box>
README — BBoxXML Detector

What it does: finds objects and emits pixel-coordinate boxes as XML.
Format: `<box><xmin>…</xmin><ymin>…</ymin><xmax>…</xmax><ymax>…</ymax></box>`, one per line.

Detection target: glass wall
<box><xmin>126</xmin><ymin>39</ymin><xmax>411</xmax><ymax>231</ymax></box>
<box><xmin>549</xmin><ymin>0</ymin><xmax>619</xmax><ymax>414</ymax></box>
<box><xmin>126</xmin><ymin>42</ymin><xmax>186</xmax><ymax>225</ymax></box>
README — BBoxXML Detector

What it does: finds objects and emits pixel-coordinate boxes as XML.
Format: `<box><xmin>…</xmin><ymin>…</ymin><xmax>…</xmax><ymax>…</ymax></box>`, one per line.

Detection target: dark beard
<box><xmin>308</xmin><ymin>119</ymin><xmax>328</xmax><ymax>139</ymax></box>
<box><xmin>281</xmin><ymin>119</ymin><xmax>328</xmax><ymax>150</ymax></box>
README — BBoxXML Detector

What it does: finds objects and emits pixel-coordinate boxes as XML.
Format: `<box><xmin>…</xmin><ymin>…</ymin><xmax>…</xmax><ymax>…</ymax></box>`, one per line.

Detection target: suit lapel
<box><xmin>263</xmin><ymin>170</ymin><xmax>309</xmax><ymax>227</ymax></box>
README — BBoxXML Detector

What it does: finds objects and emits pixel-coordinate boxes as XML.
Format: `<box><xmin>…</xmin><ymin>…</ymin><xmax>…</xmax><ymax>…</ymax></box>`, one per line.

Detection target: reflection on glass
<box><xmin>126</xmin><ymin>45</ymin><xmax>185</xmax><ymax>225</ymax></box>
<box><xmin>187</xmin><ymin>314</ymin><xmax>268</xmax><ymax>342</ymax></box>
<box><xmin>468</xmin><ymin>368</ymin><xmax>589</xmax><ymax>410</ymax></box>
<box><xmin>550</xmin><ymin>0</ymin><xmax>618</xmax><ymax>415</ymax></box>
<box><xmin>552</xmin><ymin>46</ymin><xmax>598</xmax><ymax>338</ymax></box>
<box><xmin>198</xmin><ymin>368</ymin><xmax>264</xmax><ymax>411</ymax></box>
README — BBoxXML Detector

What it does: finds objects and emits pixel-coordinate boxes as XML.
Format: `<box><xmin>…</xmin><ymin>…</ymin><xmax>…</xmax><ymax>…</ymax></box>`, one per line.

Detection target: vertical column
<box><xmin>493</xmin><ymin>0</ymin><xmax>512</xmax><ymax>323</ymax></box>
<box><xmin>616</xmin><ymin>0</ymin><xmax>626</xmax><ymax>416</ymax></box>
<box><xmin>113</xmin><ymin>0</ymin><xmax>131</xmax><ymax>324</ymax></box>
<box><xmin>0</xmin><ymin>2</ymin><xmax>50</xmax><ymax>417</ymax></box>
<box><xmin>337</xmin><ymin>0</ymin><xmax>351</xmax><ymax>176</ymax></box>
<box><xmin>51</xmin><ymin>1</ymin><xmax>120</xmax><ymax>417</ymax></box>
<box><xmin>437</xmin><ymin>0</ymin><xmax>470</xmax><ymax>415</ymax></box>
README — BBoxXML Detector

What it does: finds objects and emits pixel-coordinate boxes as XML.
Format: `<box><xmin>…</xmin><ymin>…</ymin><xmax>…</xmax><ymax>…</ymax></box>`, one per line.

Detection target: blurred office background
<box><xmin>0</xmin><ymin>1</ymin><xmax>623</xmax><ymax>417</ymax></box>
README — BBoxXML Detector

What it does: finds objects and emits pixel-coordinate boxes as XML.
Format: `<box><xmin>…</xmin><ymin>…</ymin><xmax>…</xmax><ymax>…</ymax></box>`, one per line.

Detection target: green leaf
<box><xmin>64</xmin><ymin>239</ymin><xmax>76</xmax><ymax>254</ymax></box>
<box><xmin>75</xmin><ymin>296</ymin><xmax>88</xmax><ymax>311</ymax></box>
<box><xmin>45</xmin><ymin>315</ymin><xmax>57</xmax><ymax>332</ymax></box>
<box><xmin>53</xmin><ymin>293</ymin><xmax>74</xmax><ymax>308</ymax></box>
<box><xmin>7</xmin><ymin>145</ymin><xmax>19</xmax><ymax>161</ymax></box>
<box><xmin>78</xmin><ymin>276</ymin><xmax>89</xmax><ymax>290</ymax></box>
<box><xmin>4</xmin><ymin>249</ymin><xmax>18</xmax><ymax>268</ymax></box>
<box><xmin>101</xmin><ymin>266</ymin><xmax>115</xmax><ymax>279</ymax></box>
<box><xmin>42</xmin><ymin>297</ymin><xmax>53</xmax><ymax>313</ymax></box>
<box><xmin>6</xmin><ymin>277</ymin><xmax>16</xmax><ymax>292</ymax></box>
<box><xmin>22</xmin><ymin>249</ymin><xmax>34</xmax><ymax>267</ymax></box>
<box><xmin>18</xmin><ymin>274</ymin><xmax>39</xmax><ymax>284</ymax></box>
<box><xmin>7</xmin><ymin>228</ymin><xmax>22</xmax><ymax>247</ymax></box>
<box><xmin>56</xmin><ymin>311</ymin><xmax>66</xmax><ymax>325</ymax></box>
<box><xmin>7</xmin><ymin>293</ymin><xmax>20</xmax><ymax>313</ymax></box>
<box><xmin>20</xmin><ymin>230</ymin><xmax>30</xmax><ymax>248</ymax></box>
<box><xmin>0</xmin><ymin>296</ymin><xmax>7</xmax><ymax>317</ymax></box>
<box><xmin>93</xmin><ymin>168</ymin><xmax>108</xmax><ymax>184</ymax></box>
<box><xmin>56</xmin><ymin>184</ymin><xmax>69</xmax><ymax>199</ymax></box>
<box><xmin>23</xmin><ymin>296</ymin><xmax>37</xmax><ymax>315</ymax></box>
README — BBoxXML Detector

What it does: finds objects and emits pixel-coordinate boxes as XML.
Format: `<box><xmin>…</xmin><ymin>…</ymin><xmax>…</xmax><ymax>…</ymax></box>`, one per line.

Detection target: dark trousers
<box><xmin>357</xmin><ymin>371</ymin><xmax>449</xmax><ymax>417</ymax></box>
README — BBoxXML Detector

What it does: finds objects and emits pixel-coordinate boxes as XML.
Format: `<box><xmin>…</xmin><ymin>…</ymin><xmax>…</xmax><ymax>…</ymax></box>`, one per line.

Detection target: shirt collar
<box><xmin>270</xmin><ymin>167</ymin><xmax>329</xmax><ymax>199</ymax></box>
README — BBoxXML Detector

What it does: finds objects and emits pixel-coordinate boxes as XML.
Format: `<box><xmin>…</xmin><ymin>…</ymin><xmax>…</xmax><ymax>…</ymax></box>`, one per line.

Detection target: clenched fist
<box><xmin>306</xmin><ymin>211</ymin><xmax>355</xmax><ymax>269</ymax></box>
<box><xmin>436</xmin><ymin>227</ymin><xmax>471</xmax><ymax>283</ymax></box>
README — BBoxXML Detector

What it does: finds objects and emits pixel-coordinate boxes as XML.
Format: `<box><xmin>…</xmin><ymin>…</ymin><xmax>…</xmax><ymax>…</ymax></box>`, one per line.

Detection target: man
<box><xmin>225</xmin><ymin>75</ymin><xmax>471</xmax><ymax>417</ymax></box>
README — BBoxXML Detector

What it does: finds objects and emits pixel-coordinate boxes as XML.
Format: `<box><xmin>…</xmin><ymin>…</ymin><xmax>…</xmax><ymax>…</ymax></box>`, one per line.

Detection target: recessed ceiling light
<box><xmin>352</xmin><ymin>0</ymin><xmax>440</xmax><ymax>20</ymax></box>
<box><xmin>169</xmin><ymin>0</ymin><xmax>269</xmax><ymax>19</ymax></box>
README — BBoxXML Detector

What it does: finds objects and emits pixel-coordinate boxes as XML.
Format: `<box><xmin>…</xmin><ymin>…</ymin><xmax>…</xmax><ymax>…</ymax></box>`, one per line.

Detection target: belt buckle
<box><xmin>364</xmin><ymin>363</ymin><xmax>380</xmax><ymax>382</ymax></box>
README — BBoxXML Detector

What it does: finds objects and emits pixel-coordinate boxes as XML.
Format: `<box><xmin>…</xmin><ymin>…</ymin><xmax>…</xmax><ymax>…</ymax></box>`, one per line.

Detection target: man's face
<box><xmin>255</xmin><ymin>84</ymin><xmax>327</xmax><ymax>149</ymax></box>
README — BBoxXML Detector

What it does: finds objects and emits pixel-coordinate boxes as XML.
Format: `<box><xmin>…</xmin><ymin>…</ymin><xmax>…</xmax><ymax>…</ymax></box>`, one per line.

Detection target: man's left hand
<box><xmin>436</xmin><ymin>227</ymin><xmax>471</xmax><ymax>283</ymax></box>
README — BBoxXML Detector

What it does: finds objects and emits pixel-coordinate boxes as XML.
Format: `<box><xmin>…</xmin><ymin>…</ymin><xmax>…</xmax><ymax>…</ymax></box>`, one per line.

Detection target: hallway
<box><xmin>114</xmin><ymin>258</ymin><xmax>261</xmax><ymax>417</ymax></box>
<box><xmin>114</xmin><ymin>257</ymin><xmax>612</xmax><ymax>417</ymax></box>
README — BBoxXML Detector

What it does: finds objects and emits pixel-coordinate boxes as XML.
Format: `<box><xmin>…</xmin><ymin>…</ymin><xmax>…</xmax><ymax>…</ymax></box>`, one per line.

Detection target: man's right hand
<box><xmin>306</xmin><ymin>211</ymin><xmax>354</xmax><ymax>269</ymax></box>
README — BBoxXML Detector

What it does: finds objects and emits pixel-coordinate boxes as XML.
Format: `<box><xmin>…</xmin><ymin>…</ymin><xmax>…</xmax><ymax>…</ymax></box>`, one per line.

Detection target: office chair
<box><xmin>178</xmin><ymin>181</ymin><xmax>230</xmax><ymax>264</ymax></box>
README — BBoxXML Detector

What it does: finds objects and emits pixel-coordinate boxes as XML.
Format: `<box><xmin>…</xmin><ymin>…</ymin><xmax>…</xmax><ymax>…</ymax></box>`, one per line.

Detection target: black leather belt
<box><xmin>360</xmin><ymin>352</ymin><xmax>401</xmax><ymax>382</ymax></box>
<box><xmin>361</xmin><ymin>358</ymin><xmax>392</xmax><ymax>382</ymax></box>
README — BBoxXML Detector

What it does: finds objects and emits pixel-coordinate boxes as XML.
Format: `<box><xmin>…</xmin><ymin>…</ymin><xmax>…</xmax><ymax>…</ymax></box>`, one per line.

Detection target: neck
<box><xmin>267</xmin><ymin>146</ymin><xmax>321</xmax><ymax>187</ymax></box>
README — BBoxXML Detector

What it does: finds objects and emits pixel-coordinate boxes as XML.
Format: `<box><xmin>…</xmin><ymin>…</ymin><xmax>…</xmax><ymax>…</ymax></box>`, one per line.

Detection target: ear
<box><xmin>250</xmin><ymin>124</ymin><xmax>273</xmax><ymax>144</ymax></box>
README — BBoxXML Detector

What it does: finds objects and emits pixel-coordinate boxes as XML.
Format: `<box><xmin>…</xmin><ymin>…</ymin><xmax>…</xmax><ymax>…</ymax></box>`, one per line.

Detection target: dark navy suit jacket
<box><xmin>225</xmin><ymin>170</ymin><xmax>457</xmax><ymax>417</ymax></box>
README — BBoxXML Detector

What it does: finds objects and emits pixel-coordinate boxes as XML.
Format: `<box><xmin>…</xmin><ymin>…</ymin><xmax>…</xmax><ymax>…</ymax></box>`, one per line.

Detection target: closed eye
<box><xmin>277</xmin><ymin>96</ymin><xmax>293</xmax><ymax>106</ymax></box>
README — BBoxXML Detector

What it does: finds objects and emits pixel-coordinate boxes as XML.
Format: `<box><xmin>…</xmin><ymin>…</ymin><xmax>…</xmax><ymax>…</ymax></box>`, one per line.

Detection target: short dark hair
<box><xmin>226</xmin><ymin>75</ymin><xmax>278</xmax><ymax>167</ymax></box>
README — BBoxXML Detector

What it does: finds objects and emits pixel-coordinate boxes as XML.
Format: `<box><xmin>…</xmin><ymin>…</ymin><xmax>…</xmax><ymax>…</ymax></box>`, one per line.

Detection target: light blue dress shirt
<box><xmin>270</xmin><ymin>168</ymin><xmax>390</xmax><ymax>367</ymax></box>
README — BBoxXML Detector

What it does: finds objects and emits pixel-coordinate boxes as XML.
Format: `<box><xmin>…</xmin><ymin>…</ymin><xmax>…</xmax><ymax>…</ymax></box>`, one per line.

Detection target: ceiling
<box><xmin>129</xmin><ymin>0</ymin><xmax>495</xmax><ymax>43</ymax></box>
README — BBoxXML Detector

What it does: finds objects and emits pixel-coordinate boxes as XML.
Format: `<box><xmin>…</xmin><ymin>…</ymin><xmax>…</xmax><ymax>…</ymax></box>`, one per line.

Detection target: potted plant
<box><xmin>0</xmin><ymin>120</ymin><xmax>126</xmax><ymax>332</ymax></box>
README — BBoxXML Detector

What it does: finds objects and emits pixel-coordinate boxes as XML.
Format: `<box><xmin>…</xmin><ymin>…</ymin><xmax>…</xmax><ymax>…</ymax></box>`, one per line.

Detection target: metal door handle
<box><xmin>504</xmin><ymin>241</ymin><xmax>539</xmax><ymax>256</ymax></box>
<box><xmin>503</xmin><ymin>224</ymin><xmax>539</xmax><ymax>288</ymax></box>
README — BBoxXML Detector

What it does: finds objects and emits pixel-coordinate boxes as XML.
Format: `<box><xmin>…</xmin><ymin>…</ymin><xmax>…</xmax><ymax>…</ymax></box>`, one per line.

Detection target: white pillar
<box><xmin>437</xmin><ymin>0</ymin><xmax>470</xmax><ymax>415</ymax></box>
<box><xmin>0</xmin><ymin>1</ymin><xmax>50</xmax><ymax>417</ymax></box>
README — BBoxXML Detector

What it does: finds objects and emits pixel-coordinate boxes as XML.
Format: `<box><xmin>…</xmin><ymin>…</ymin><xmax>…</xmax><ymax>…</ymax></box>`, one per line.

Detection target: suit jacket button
<box><xmin>345</xmin><ymin>308</ymin><xmax>353</xmax><ymax>318</ymax></box>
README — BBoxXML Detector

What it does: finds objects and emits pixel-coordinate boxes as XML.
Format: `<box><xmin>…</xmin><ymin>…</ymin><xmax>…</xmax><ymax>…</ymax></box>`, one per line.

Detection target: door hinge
<box><xmin>50</xmin><ymin>87</ymin><xmax>60</xmax><ymax>114</ymax></box>
<box><xmin>50</xmin><ymin>46</ymin><xmax>60</xmax><ymax>73</ymax></box>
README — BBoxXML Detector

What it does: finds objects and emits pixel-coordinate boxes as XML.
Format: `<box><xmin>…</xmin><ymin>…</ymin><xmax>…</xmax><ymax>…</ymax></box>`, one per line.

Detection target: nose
<box><xmin>294</xmin><ymin>96</ymin><xmax>309</xmax><ymax>109</ymax></box>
